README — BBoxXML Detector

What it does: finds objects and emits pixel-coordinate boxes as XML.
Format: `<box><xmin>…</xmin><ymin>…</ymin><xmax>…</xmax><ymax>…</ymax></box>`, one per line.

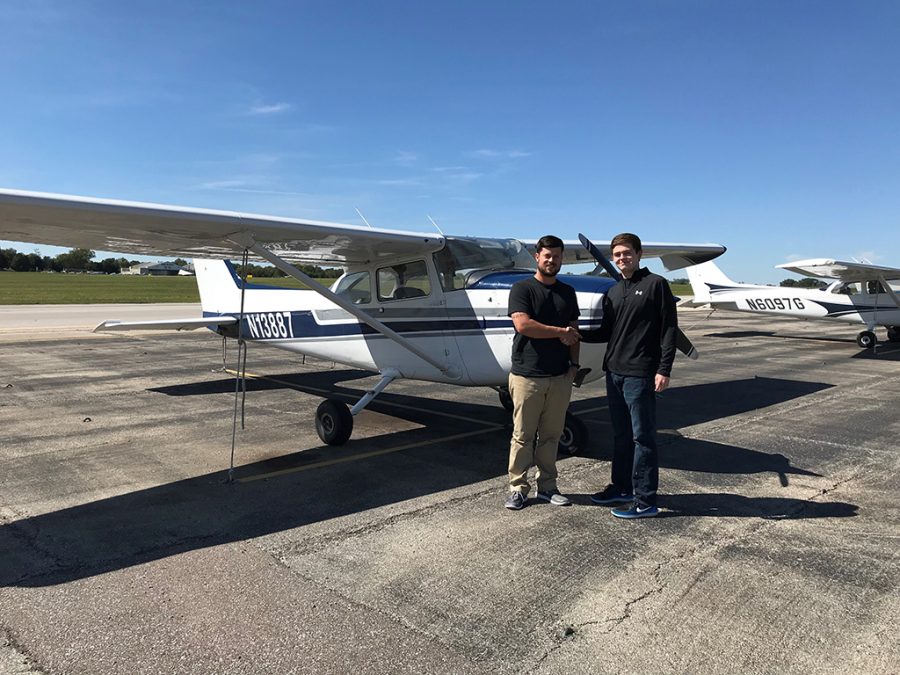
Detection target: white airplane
<box><xmin>686</xmin><ymin>258</ymin><xmax>900</xmax><ymax>349</ymax></box>
<box><xmin>0</xmin><ymin>188</ymin><xmax>725</xmax><ymax>450</ymax></box>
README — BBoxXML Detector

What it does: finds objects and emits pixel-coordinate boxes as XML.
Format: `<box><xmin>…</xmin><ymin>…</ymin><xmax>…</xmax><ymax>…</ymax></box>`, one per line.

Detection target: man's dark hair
<box><xmin>610</xmin><ymin>232</ymin><xmax>642</xmax><ymax>252</ymax></box>
<box><xmin>535</xmin><ymin>235</ymin><xmax>564</xmax><ymax>252</ymax></box>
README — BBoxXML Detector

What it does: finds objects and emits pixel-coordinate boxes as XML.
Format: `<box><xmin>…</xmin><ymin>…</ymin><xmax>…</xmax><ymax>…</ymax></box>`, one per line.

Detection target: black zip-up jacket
<box><xmin>581</xmin><ymin>267</ymin><xmax>678</xmax><ymax>377</ymax></box>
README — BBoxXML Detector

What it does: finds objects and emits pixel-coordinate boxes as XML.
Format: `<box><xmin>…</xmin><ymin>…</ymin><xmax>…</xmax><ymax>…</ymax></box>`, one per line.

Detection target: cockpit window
<box><xmin>433</xmin><ymin>236</ymin><xmax>535</xmax><ymax>291</ymax></box>
<box><xmin>377</xmin><ymin>260</ymin><xmax>431</xmax><ymax>301</ymax></box>
<box><xmin>333</xmin><ymin>270</ymin><xmax>371</xmax><ymax>304</ymax></box>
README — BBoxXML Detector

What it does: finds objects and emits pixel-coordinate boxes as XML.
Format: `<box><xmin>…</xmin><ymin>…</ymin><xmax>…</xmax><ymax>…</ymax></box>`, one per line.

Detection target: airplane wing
<box><xmin>523</xmin><ymin>240</ymin><xmax>726</xmax><ymax>271</ymax></box>
<box><xmin>0</xmin><ymin>188</ymin><xmax>445</xmax><ymax>266</ymax></box>
<box><xmin>776</xmin><ymin>259</ymin><xmax>900</xmax><ymax>282</ymax></box>
<box><xmin>94</xmin><ymin>317</ymin><xmax>237</xmax><ymax>333</ymax></box>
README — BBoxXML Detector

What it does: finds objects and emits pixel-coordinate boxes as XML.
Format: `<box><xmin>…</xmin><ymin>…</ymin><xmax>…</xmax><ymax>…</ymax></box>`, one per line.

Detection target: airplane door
<box><xmin>371</xmin><ymin>258</ymin><xmax>468</xmax><ymax>383</ymax></box>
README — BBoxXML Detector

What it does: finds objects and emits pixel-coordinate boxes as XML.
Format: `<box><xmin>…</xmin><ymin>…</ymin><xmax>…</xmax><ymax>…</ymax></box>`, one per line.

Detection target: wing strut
<box><xmin>234</xmin><ymin>237</ymin><xmax>457</xmax><ymax>377</ymax></box>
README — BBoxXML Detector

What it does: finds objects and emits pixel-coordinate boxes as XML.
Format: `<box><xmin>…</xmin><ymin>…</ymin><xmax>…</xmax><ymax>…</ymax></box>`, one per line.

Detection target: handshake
<box><xmin>559</xmin><ymin>325</ymin><xmax>582</xmax><ymax>346</ymax></box>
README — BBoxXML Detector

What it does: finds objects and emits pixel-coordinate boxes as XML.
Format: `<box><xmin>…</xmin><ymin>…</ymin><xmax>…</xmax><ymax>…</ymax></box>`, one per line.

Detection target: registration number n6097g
<box><xmin>745</xmin><ymin>297</ymin><xmax>805</xmax><ymax>311</ymax></box>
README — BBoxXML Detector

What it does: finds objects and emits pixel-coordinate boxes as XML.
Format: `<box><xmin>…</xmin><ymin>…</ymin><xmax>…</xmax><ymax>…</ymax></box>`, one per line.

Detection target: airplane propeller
<box><xmin>577</xmin><ymin>233</ymin><xmax>698</xmax><ymax>360</ymax></box>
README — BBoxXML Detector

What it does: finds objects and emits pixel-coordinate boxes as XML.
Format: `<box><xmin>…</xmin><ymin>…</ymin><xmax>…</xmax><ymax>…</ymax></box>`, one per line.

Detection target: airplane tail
<box><xmin>194</xmin><ymin>258</ymin><xmax>244</xmax><ymax>314</ymax></box>
<box><xmin>685</xmin><ymin>260</ymin><xmax>741</xmax><ymax>303</ymax></box>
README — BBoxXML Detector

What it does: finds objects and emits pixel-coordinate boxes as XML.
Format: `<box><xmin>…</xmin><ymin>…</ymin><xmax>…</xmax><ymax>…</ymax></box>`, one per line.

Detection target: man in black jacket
<box><xmin>581</xmin><ymin>232</ymin><xmax>678</xmax><ymax>519</ymax></box>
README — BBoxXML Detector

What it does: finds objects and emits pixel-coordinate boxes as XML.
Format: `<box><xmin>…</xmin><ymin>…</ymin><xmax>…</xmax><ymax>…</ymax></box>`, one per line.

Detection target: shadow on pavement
<box><xmin>1</xmin><ymin>375</ymin><xmax>839</xmax><ymax>588</ymax></box>
<box><xmin>658</xmin><ymin>492</ymin><xmax>857</xmax><ymax>519</ymax></box>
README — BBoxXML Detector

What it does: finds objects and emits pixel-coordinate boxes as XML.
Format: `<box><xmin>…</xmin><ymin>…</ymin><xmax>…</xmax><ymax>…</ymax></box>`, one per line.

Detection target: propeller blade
<box><xmin>578</xmin><ymin>233</ymin><xmax>620</xmax><ymax>281</ymax></box>
<box><xmin>577</xmin><ymin>233</ymin><xmax>698</xmax><ymax>360</ymax></box>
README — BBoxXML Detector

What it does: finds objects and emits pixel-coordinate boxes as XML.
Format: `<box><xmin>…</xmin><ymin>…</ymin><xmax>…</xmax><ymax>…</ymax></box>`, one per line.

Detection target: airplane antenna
<box><xmin>427</xmin><ymin>215</ymin><xmax>445</xmax><ymax>236</ymax></box>
<box><xmin>355</xmin><ymin>208</ymin><xmax>373</xmax><ymax>229</ymax></box>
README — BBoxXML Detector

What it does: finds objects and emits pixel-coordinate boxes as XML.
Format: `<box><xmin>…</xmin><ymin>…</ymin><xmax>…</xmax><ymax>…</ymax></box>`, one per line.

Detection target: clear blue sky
<box><xmin>1</xmin><ymin>0</ymin><xmax>898</xmax><ymax>283</ymax></box>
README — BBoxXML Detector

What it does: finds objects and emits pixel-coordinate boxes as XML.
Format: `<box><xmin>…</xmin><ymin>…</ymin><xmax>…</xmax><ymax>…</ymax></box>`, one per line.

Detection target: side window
<box><xmin>333</xmin><ymin>271</ymin><xmax>371</xmax><ymax>304</ymax></box>
<box><xmin>377</xmin><ymin>260</ymin><xmax>431</xmax><ymax>301</ymax></box>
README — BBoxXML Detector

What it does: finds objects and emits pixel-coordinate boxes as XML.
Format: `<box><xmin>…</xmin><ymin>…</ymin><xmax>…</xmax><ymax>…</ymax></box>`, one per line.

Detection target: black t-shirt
<box><xmin>508</xmin><ymin>276</ymin><xmax>580</xmax><ymax>377</ymax></box>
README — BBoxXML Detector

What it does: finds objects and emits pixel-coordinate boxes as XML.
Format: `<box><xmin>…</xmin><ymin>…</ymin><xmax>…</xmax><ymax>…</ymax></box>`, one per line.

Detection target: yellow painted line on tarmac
<box><xmin>224</xmin><ymin>368</ymin><xmax>506</xmax><ymax>427</ymax></box>
<box><xmin>237</xmin><ymin>425</ymin><xmax>502</xmax><ymax>482</ymax></box>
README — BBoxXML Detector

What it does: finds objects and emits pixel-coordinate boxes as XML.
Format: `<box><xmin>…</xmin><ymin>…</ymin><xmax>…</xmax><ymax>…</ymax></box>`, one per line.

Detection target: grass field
<box><xmin>0</xmin><ymin>272</ymin><xmax>323</xmax><ymax>304</ymax></box>
<box><xmin>0</xmin><ymin>272</ymin><xmax>694</xmax><ymax>305</ymax></box>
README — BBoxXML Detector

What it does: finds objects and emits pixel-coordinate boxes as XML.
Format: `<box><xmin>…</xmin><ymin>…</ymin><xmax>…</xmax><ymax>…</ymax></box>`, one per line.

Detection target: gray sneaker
<box><xmin>537</xmin><ymin>489</ymin><xmax>572</xmax><ymax>506</ymax></box>
<box><xmin>505</xmin><ymin>491</ymin><xmax>527</xmax><ymax>510</ymax></box>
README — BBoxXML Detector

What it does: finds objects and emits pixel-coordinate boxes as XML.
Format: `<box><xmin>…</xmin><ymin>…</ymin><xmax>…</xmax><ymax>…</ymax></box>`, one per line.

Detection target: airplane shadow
<box><xmin>657</xmin><ymin>493</ymin><xmax>856</xmax><ymax>519</ymax></box>
<box><xmin>705</xmin><ymin>330</ymin><xmax>854</xmax><ymax>345</ymax></box>
<box><xmin>705</xmin><ymin>331</ymin><xmax>900</xmax><ymax>360</ymax></box>
<box><xmin>0</xmin><ymin>376</ymin><xmax>850</xmax><ymax>588</ymax></box>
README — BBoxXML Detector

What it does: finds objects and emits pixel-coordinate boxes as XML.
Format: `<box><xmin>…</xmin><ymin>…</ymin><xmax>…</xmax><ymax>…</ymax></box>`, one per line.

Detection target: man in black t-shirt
<box><xmin>504</xmin><ymin>235</ymin><xmax>581</xmax><ymax>510</ymax></box>
<box><xmin>581</xmin><ymin>232</ymin><xmax>678</xmax><ymax>519</ymax></box>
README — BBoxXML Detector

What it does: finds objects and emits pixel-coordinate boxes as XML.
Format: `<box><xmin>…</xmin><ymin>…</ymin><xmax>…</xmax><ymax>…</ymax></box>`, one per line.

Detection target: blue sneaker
<box><xmin>611</xmin><ymin>502</ymin><xmax>659</xmax><ymax>519</ymax></box>
<box><xmin>505</xmin><ymin>491</ymin><xmax>527</xmax><ymax>510</ymax></box>
<box><xmin>590</xmin><ymin>484</ymin><xmax>634</xmax><ymax>505</ymax></box>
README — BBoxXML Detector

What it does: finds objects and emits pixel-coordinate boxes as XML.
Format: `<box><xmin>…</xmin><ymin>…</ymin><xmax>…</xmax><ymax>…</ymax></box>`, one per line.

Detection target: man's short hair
<box><xmin>610</xmin><ymin>232</ymin><xmax>642</xmax><ymax>252</ymax></box>
<box><xmin>535</xmin><ymin>235</ymin><xmax>564</xmax><ymax>252</ymax></box>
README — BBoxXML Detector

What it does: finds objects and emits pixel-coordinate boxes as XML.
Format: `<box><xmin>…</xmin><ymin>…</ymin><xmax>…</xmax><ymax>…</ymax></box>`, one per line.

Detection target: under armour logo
<box><xmin>634</xmin><ymin>290</ymin><xmax>643</xmax><ymax>296</ymax></box>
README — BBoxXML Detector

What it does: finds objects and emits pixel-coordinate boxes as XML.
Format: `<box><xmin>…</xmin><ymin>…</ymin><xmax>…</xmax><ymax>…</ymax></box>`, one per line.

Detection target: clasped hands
<box><xmin>559</xmin><ymin>326</ymin><xmax>581</xmax><ymax>346</ymax></box>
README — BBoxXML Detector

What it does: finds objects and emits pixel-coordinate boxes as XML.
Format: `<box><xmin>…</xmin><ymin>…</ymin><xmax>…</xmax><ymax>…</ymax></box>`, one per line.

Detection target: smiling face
<box><xmin>534</xmin><ymin>246</ymin><xmax>563</xmax><ymax>280</ymax></box>
<box><xmin>612</xmin><ymin>243</ymin><xmax>641</xmax><ymax>278</ymax></box>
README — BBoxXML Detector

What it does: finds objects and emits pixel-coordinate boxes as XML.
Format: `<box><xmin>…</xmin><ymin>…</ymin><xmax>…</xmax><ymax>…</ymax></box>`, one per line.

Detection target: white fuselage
<box><xmin>195</xmin><ymin>259</ymin><xmax>610</xmax><ymax>386</ymax></box>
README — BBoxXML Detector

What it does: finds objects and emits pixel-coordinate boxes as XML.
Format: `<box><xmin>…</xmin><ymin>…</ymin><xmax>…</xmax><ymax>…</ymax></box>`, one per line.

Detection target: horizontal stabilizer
<box><xmin>94</xmin><ymin>316</ymin><xmax>237</xmax><ymax>333</ymax></box>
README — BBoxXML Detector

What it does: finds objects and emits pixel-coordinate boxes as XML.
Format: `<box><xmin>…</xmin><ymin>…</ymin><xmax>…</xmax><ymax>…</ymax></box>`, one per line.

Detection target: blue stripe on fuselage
<box><xmin>203</xmin><ymin>309</ymin><xmax>603</xmax><ymax>340</ymax></box>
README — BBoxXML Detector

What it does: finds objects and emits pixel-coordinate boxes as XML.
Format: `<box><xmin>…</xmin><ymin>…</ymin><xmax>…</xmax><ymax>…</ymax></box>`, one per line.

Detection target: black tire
<box><xmin>558</xmin><ymin>411</ymin><xmax>588</xmax><ymax>456</ymax></box>
<box><xmin>498</xmin><ymin>388</ymin><xmax>514</xmax><ymax>412</ymax></box>
<box><xmin>857</xmin><ymin>330</ymin><xmax>877</xmax><ymax>349</ymax></box>
<box><xmin>315</xmin><ymin>398</ymin><xmax>353</xmax><ymax>445</ymax></box>
<box><xmin>887</xmin><ymin>326</ymin><xmax>900</xmax><ymax>343</ymax></box>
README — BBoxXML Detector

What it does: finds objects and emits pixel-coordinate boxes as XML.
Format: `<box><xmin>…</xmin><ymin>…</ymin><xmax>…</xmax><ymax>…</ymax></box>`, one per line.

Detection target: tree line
<box><xmin>0</xmin><ymin>246</ymin><xmax>342</xmax><ymax>278</ymax></box>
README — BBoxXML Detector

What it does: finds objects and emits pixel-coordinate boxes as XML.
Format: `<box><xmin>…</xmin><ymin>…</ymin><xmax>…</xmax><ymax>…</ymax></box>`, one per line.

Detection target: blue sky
<box><xmin>1</xmin><ymin>0</ymin><xmax>898</xmax><ymax>283</ymax></box>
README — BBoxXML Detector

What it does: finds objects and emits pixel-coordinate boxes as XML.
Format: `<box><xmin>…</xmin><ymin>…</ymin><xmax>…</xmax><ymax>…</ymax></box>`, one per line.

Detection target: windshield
<box><xmin>433</xmin><ymin>236</ymin><xmax>535</xmax><ymax>291</ymax></box>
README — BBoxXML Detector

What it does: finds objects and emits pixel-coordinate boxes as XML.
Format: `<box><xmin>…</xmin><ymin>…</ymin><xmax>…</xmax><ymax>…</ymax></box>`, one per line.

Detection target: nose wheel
<box><xmin>498</xmin><ymin>387</ymin><xmax>514</xmax><ymax>412</ymax></box>
<box><xmin>558</xmin><ymin>411</ymin><xmax>588</xmax><ymax>456</ymax></box>
<box><xmin>856</xmin><ymin>330</ymin><xmax>877</xmax><ymax>349</ymax></box>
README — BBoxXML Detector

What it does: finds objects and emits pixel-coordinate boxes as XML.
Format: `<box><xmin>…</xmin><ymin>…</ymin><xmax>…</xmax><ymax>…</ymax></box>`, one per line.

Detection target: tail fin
<box><xmin>194</xmin><ymin>258</ymin><xmax>243</xmax><ymax>314</ymax></box>
<box><xmin>685</xmin><ymin>261</ymin><xmax>740</xmax><ymax>303</ymax></box>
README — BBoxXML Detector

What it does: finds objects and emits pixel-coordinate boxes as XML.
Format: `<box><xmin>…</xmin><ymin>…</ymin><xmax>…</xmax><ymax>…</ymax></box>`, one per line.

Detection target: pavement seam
<box><xmin>257</xmin><ymin>542</ymin><xmax>499</xmax><ymax>672</ymax></box>
<box><xmin>0</xmin><ymin>628</ymin><xmax>48</xmax><ymax>675</ymax></box>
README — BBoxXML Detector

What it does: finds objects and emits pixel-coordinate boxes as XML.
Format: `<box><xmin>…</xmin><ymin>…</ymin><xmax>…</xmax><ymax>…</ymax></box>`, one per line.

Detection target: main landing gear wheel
<box><xmin>887</xmin><ymin>326</ymin><xmax>900</xmax><ymax>343</ymax></box>
<box><xmin>558</xmin><ymin>411</ymin><xmax>588</xmax><ymax>456</ymax></box>
<box><xmin>856</xmin><ymin>330</ymin><xmax>877</xmax><ymax>349</ymax></box>
<box><xmin>498</xmin><ymin>388</ymin><xmax>514</xmax><ymax>412</ymax></box>
<box><xmin>315</xmin><ymin>398</ymin><xmax>353</xmax><ymax>445</ymax></box>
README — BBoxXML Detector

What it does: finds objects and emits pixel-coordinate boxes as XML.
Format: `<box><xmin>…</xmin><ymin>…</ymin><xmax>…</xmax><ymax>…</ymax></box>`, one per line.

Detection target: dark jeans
<box><xmin>606</xmin><ymin>371</ymin><xmax>659</xmax><ymax>507</ymax></box>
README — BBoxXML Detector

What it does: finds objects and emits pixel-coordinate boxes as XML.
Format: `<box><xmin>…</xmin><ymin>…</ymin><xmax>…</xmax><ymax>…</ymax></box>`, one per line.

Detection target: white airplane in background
<box><xmin>687</xmin><ymin>258</ymin><xmax>900</xmax><ymax>349</ymax></box>
<box><xmin>0</xmin><ymin>188</ymin><xmax>725</xmax><ymax>451</ymax></box>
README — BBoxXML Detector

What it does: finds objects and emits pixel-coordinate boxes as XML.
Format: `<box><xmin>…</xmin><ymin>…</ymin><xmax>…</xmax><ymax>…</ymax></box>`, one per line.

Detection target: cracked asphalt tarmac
<box><xmin>0</xmin><ymin>305</ymin><xmax>897</xmax><ymax>674</ymax></box>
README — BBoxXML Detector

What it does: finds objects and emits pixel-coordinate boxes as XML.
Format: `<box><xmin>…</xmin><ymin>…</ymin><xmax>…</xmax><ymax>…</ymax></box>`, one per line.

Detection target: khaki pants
<box><xmin>508</xmin><ymin>372</ymin><xmax>572</xmax><ymax>494</ymax></box>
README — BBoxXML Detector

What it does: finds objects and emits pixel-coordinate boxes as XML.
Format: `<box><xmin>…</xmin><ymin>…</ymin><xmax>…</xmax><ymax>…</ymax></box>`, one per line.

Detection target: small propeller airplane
<box><xmin>686</xmin><ymin>258</ymin><xmax>900</xmax><ymax>349</ymax></box>
<box><xmin>0</xmin><ymin>188</ymin><xmax>725</xmax><ymax>450</ymax></box>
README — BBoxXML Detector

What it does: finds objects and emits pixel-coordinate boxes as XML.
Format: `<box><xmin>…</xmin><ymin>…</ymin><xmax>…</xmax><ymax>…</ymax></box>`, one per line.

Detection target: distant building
<box><xmin>123</xmin><ymin>262</ymin><xmax>192</xmax><ymax>276</ymax></box>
